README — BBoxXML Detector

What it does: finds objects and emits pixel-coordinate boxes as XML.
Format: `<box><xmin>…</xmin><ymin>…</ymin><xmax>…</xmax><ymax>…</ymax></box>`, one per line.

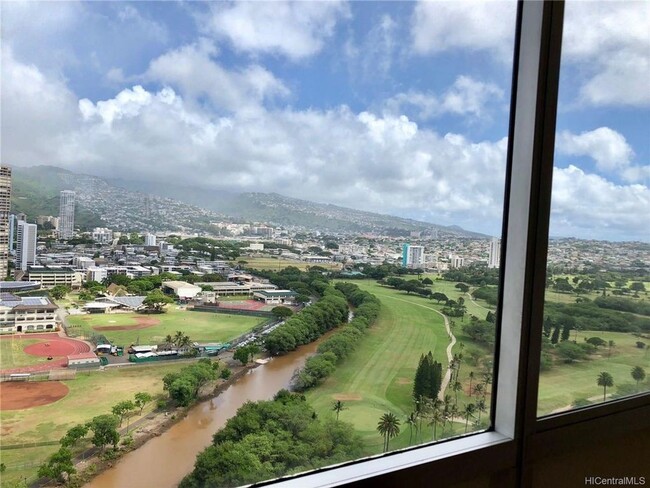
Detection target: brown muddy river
<box><xmin>87</xmin><ymin>339</ymin><xmax>324</xmax><ymax>488</ymax></box>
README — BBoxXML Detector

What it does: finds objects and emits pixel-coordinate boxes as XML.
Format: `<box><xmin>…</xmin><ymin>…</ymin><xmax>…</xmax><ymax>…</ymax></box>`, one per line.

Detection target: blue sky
<box><xmin>1</xmin><ymin>1</ymin><xmax>648</xmax><ymax>241</ymax></box>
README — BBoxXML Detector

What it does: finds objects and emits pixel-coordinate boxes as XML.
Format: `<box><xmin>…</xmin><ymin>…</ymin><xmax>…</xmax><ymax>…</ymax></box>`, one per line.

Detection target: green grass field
<box><xmin>235</xmin><ymin>256</ymin><xmax>342</xmax><ymax>271</ymax></box>
<box><xmin>538</xmin><ymin>330</ymin><xmax>650</xmax><ymax>415</ymax></box>
<box><xmin>66</xmin><ymin>307</ymin><xmax>265</xmax><ymax>346</ymax></box>
<box><xmin>306</xmin><ymin>280</ymin><xmax>484</xmax><ymax>454</ymax></box>
<box><xmin>0</xmin><ymin>339</ymin><xmax>49</xmax><ymax>369</ymax></box>
<box><xmin>0</xmin><ymin>362</ymin><xmax>193</xmax><ymax>487</ymax></box>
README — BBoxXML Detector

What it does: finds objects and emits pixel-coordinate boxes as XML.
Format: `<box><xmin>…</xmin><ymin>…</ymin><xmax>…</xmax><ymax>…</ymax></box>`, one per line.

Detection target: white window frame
<box><xmin>249</xmin><ymin>2</ymin><xmax>650</xmax><ymax>487</ymax></box>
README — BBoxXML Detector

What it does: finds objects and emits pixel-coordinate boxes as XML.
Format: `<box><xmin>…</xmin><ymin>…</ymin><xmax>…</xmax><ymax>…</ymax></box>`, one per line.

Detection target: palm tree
<box><xmin>468</xmin><ymin>371</ymin><xmax>475</xmax><ymax>397</ymax></box>
<box><xmin>462</xmin><ymin>403</ymin><xmax>476</xmax><ymax>433</ymax></box>
<box><xmin>428</xmin><ymin>404</ymin><xmax>444</xmax><ymax>441</ymax></box>
<box><xmin>597</xmin><ymin>372</ymin><xmax>614</xmax><ymax>401</ymax></box>
<box><xmin>452</xmin><ymin>380</ymin><xmax>462</xmax><ymax>406</ymax></box>
<box><xmin>473</xmin><ymin>383</ymin><xmax>485</xmax><ymax>398</ymax></box>
<box><xmin>405</xmin><ymin>412</ymin><xmax>418</xmax><ymax>445</ymax></box>
<box><xmin>631</xmin><ymin>366</ymin><xmax>646</xmax><ymax>391</ymax></box>
<box><xmin>377</xmin><ymin>412</ymin><xmax>401</xmax><ymax>453</ymax></box>
<box><xmin>332</xmin><ymin>400</ymin><xmax>345</xmax><ymax>421</ymax></box>
<box><xmin>607</xmin><ymin>340</ymin><xmax>616</xmax><ymax>359</ymax></box>
<box><xmin>475</xmin><ymin>398</ymin><xmax>487</xmax><ymax>424</ymax></box>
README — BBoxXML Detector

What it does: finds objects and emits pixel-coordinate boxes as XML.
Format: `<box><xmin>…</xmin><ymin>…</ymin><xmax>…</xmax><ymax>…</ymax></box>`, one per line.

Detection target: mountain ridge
<box><xmin>11</xmin><ymin>165</ymin><xmax>487</xmax><ymax>237</ymax></box>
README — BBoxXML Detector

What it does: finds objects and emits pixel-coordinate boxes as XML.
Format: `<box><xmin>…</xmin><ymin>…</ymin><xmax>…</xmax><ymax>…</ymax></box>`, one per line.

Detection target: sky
<box><xmin>1</xmin><ymin>1</ymin><xmax>648</xmax><ymax>241</ymax></box>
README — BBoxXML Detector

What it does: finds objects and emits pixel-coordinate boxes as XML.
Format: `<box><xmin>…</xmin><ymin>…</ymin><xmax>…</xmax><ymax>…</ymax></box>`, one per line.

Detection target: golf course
<box><xmin>306</xmin><ymin>280</ymin><xmax>493</xmax><ymax>453</ymax></box>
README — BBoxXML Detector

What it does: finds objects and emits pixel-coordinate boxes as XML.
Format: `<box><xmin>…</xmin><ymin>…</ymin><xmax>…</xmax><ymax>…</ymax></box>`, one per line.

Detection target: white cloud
<box><xmin>385</xmin><ymin>76</ymin><xmax>503</xmax><ymax>120</ymax></box>
<box><xmin>411</xmin><ymin>1</ymin><xmax>516</xmax><ymax>60</ymax></box>
<box><xmin>200</xmin><ymin>1</ymin><xmax>350</xmax><ymax>61</ymax></box>
<box><xmin>3</xmin><ymin>49</ymin><xmax>648</xmax><ymax>240</ymax></box>
<box><xmin>556</xmin><ymin>127</ymin><xmax>649</xmax><ymax>184</ymax></box>
<box><xmin>345</xmin><ymin>14</ymin><xmax>399</xmax><ymax>81</ymax></box>
<box><xmin>563</xmin><ymin>1</ymin><xmax>650</xmax><ymax>107</ymax></box>
<box><xmin>551</xmin><ymin>165</ymin><xmax>650</xmax><ymax>240</ymax></box>
<box><xmin>145</xmin><ymin>41</ymin><xmax>289</xmax><ymax>113</ymax></box>
<box><xmin>556</xmin><ymin>127</ymin><xmax>634</xmax><ymax>172</ymax></box>
<box><xmin>0</xmin><ymin>46</ymin><xmax>80</xmax><ymax>165</ymax></box>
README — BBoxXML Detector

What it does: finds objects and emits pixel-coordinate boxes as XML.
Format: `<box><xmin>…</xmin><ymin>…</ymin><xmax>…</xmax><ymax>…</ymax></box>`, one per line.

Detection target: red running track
<box><xmin>0</xmin><ymin>333</ymin><xmax>91</xmax><ymax>374</ymax></box>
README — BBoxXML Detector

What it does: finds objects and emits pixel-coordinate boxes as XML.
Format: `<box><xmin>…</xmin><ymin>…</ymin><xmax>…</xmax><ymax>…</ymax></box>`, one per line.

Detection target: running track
<box><xmin>0</xmin><ymin>332</ymin><xmax>92</xmax><ymax>374</ymax></box>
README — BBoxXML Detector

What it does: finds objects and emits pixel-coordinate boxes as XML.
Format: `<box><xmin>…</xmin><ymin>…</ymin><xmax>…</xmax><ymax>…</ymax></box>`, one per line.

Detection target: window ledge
<box><xmin>256</xmin><ymin>432</ymin><xmax>514</xmax><ymax>488</ymax></box>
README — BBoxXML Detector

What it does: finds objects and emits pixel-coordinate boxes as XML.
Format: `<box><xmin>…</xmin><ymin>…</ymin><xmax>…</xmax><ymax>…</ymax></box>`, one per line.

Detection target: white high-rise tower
<box><xmin>488</xmin><ymin>237</ymin><xmax>501</xmax><ymax>269</ymax></box>
<box><xmin>0</xmin><ymin>166</ymin><xmax>11</xmax><ymax>279</ymax></box>
<box><xmin>16</xmin><ymin>220</ymin><xmax>37</xmax><ymax>271</ymax></box>
<box><xmin>58</xmin><ymin>190</ymin><xmax>76</xmax><ymax>239</ymax></box>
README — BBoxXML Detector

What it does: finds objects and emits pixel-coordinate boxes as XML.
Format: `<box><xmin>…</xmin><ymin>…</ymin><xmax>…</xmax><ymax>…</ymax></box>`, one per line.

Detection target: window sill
<box><xmin>257</xmin><ymin>432</ymin><xmax>514</xmax><ymax>488</ymax></box>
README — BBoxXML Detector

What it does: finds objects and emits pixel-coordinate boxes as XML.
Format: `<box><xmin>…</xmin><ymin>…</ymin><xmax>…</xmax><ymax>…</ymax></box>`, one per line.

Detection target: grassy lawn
<box><xmin>538</xmin><ymin>330</ymin><xmax>650</xmax><ymax>415</ymax></box>
<box><xmin>306</xmin><ymin>280</ymin><xmax>483</xmax><ymax>455</ymax></box>
<box><xmin>66</xmin><ymin>307</ymin><xmax>265</xmax><ymax>346</ymax></box>
<box><xmin>0</xmin><ymin>338</ymin><xmax>49</xmax><ymax>369</ymax></box>
<box><xmin>235</xmin><ymin>256</ymin><xmax>342</xmax><ymax>271</ymax></box>
<box><xmin>0</xmin><ymin>362</ymin><xmax>192</xmax><ymax>486</ymax></box>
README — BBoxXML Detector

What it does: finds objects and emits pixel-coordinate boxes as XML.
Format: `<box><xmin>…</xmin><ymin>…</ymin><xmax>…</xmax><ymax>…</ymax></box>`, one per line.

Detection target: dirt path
<box><xmin>466</xmin><ymin>292</ymin><xmax>491</xmax><ymax>313</ymax></box>
<box><xmin>374</xmin><ymin>294</ymin><xmax>456</xmax><ymax>401</ymax></box>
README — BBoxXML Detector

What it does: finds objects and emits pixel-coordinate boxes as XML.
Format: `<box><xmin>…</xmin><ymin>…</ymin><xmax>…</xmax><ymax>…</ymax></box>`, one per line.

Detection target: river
<box><xmin>87</xmin><ymin>338</ymin><xmax>325</xmax><ymax>488</ymax></box>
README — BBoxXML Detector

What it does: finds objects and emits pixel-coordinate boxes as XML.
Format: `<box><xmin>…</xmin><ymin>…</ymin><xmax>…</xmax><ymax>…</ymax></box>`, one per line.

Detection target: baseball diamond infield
<box><xmin>0</xmin><ymin>381</ymin><xmax>70</xmax><ymax>410</ymax></box>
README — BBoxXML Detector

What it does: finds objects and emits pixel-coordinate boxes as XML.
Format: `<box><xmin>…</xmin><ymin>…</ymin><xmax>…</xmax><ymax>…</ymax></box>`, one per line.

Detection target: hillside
<box><xmin>11</xmin><ymin>167</ymin><xmax>104</xmax><ymax>230</ymax></box>
<box><xmin>13</xmin><ymin>166</ymin><xmax>484</xmax><ymax>236</ymax></box>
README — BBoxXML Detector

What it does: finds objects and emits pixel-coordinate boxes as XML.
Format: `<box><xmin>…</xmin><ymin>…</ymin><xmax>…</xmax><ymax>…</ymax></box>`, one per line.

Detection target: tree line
<box><xmin>263</xmin><ymin>288</ymin><xmax>349</xmax><ymax>355</ymax></box>
<box><xmin>179</xmin><ymin>390</ymin><xmax>363</xmax><ymax>488</ymax></box>
<box><xmin>293</xmin><ymin>283</ymin><xmax>381</xmax><ymax>391</ymax></box>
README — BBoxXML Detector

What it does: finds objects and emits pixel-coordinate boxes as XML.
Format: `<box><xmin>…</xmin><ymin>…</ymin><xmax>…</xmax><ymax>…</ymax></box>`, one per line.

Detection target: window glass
<box><xmin>1</xmin><ymin>1</ymin><xmax>515</xmax><ymax>487</ymax></box>
<box><xmin>537</xmin><ymin>0</ymin><xmax>650</xmax><ymax>416</ymax></box>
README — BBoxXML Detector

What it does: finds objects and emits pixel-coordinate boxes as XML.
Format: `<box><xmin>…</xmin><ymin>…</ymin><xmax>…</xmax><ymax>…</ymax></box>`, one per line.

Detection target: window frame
<box><xmin>252</xmin><ymin>1</ymin><xmax>650</xmax><ymax>486</ymax></box>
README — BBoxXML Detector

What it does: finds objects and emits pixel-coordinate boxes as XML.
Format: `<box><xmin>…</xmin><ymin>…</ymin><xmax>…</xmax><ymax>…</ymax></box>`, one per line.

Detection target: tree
<box><xmin>455</xmin><ymin>283</ymin><xmax>470</xmax><ymax>293</ymax></box>
<box><xmin>597</xmin><ymin>372</ymin><xmax>614</xmax><ymax>401</ymax></box>
<box><xmin>428</xmin><ymin>400</ymin><xmax>443</xmax><ymax>441</ymax></box>
<box><xmin>49</xmin><ymin>285</ymin><xmax>71</xmax><ymax>300</ymax></box>
<box><xmin>377</xmin><ymin>412</ymin><xmax>401</xmax><ymax>452</ymax></box>
<box><xmin>38</xmin><ymin>447</ymin><xmax>75</xmax><ymax>483</ymax></box>
<box><xmin>550</xmin><ymin>326</ymin><xmax>561</xmax><ymax>344</ymax></box>
<box><xmin>333</xmin><ymin>400</ymin><xmax>345</xmax><ymax>421</ymax></box>
<box><xmin>134</xmin><ymin>392</ymin><xmax>153</xmax><ymax>415</ymax></box>
<box><xmin>475</xmin><ymin>398</ymin><xmax>487</xmax><ymax>423</ymax></box>
<box><xmin>630</xmin><ymin>282</ymin><xmax>646</xmax><ymax>293</ymax></box>
<box><xmin>431</xmin><ymin>292</ymin><xmax>448</xmax><ymax>304</ymax></box>
<box><xmin>60</xmin><ymin>423</ymin><xmax>89</xmax><ymax>448</ymax></box>
<box><xmin>422</xmin><ymin>277</ymin><xmax>433</xmax><ymax>286</ymax></box>
<box><xmin>462</xmin><ymin>403</ymin><xmax>476</xmax><ymax>433</ymax></box>
<box><xmin>468</xmin><ymin>371</ymin><xmax>475</xmax><ymax>397</ymax></box>
<box><xmin>87</xmin><ymin>414</ymin><xmax>120</xmax><ymax>452</ymax></box>
<box><xmin>111</xmin><ymin>400</ymin><xmax>136</xmax><ymax>427</ymax></box>
<box><xmin>631</xmin><ymin>366</ymin><xmax>646</xmax><ymax>391</ymax></box>
<box><xmin>233</xmin><ymin>346</ymin><xmax>254</xmax><ymax>365</ymax></box>
<box><xmin>405</xmin><ymin>411</ymin><xmax>418</xmax><ymax>445</ymax></box>
<box><xmin>271</xmin><ymin>306</ymin><xmax>294</xmax><ymax>319</ymax></box>
<box><xmin>143</xmin><ymin>289</ymin><xmax>174</xmax><ymax>313</ymax></box>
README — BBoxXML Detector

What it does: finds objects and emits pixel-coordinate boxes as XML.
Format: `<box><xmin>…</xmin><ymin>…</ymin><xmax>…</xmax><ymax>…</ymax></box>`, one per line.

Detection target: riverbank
<box><xmin>30</xmin><ymin>358</ymin><xmax>256</xmax><ymax>488</ymax></box>
<box><xmin>84</xmin><ymin>335</ymin><xmax>329</xmax><ymax>488</ymax></box>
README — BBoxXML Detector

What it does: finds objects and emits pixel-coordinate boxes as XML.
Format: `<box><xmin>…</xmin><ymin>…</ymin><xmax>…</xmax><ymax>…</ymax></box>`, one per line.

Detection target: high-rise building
<box><xmin>402</xmin><ymin>244</ymin><xmax>424</xmax><ymax>268</ymax></box>
<box><xmin>0</xmin><ymin>166</ymin><xmax>11</xmax><ymax>279</ymax></box>
<box><xmin>58</xmin><ymin>190</ymin><xmax>76</xmax><ymax>239</ymax></box>
<box><xmin>488</xmin><ymin>237</ymin><xmax>501</xmax><ymax>269</ymax></box>
<box><xmin>145</xmin><ymin>233</ymin><xmax>157</xmax><ymax>246</ymax></box>
<box><xmin>16</xmin><ymin>221</ymin><xmax>37</xmax><ymax>271</ymax></box>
